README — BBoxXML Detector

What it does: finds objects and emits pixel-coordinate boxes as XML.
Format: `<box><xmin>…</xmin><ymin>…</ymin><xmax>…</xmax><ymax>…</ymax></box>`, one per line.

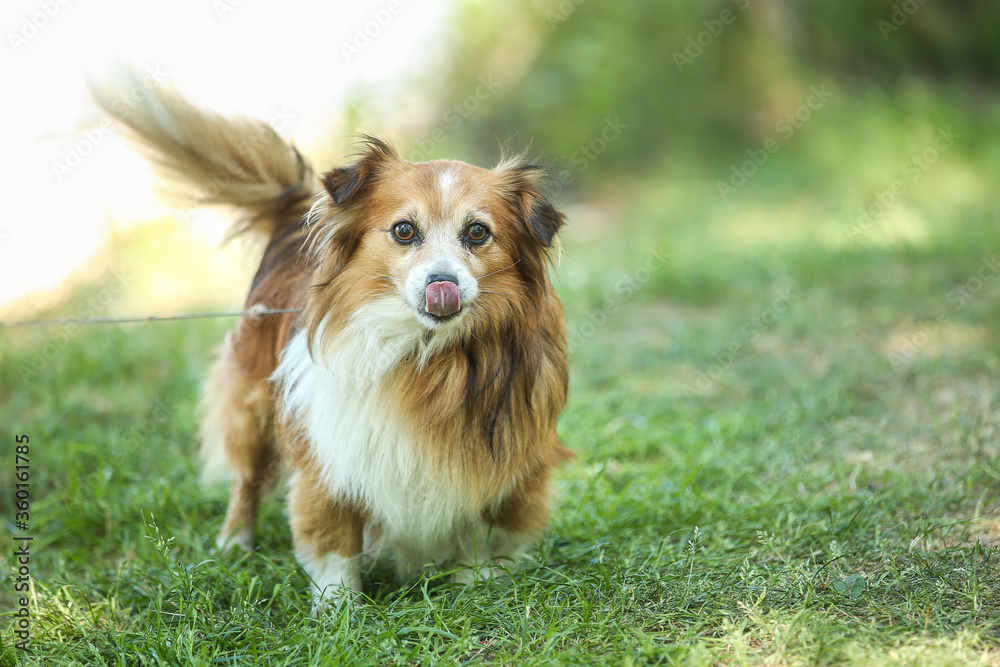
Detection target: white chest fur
<box><xmin>273</xmin><ymin>311</ymin><xmax>486</xmax><ymax>562</ymax></box>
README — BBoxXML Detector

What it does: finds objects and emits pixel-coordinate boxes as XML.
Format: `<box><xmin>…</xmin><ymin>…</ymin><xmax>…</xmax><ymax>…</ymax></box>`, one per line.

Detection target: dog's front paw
<box><xmin>213</xmin><ymin>527</ymin><xmax>255</xmax><ymax>555</ymax></box>
<box><xmin>451</xmin><ymin>564</ymin><xmax>511</xmax><ymax>585</ymax></box>
<box><xmin>311</xmin><ymin>586</ymin><xmax>362</xmax><ymax>616</ymax></box>
<box><xmin>302</xmin><ymin>551</ymin><xmax>363</xmax><ymax>613</ymax></box>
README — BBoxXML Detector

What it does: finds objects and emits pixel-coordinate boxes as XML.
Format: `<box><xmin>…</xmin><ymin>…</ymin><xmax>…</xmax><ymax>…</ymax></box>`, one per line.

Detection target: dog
<box><xmin>92</xmin><ymin>73</ymin><xmax>571</xmax><ymax>606</ymax></box>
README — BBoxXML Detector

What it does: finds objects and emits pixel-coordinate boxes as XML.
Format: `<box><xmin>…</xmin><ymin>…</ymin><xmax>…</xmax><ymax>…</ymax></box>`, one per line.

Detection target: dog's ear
<box><xmin>520</xmin><ymin>183</ymin><xmax>563</xmax><ymax>248</ymax></box>
<box><xmin>497</xmin><ymin>163</ymin><xmax>565</xmax><ymax>247</ymax></box>
<box><xmin>322</xmin><ymin>136</ymin><xmax>399</xmax><ymax>205</ymax></box>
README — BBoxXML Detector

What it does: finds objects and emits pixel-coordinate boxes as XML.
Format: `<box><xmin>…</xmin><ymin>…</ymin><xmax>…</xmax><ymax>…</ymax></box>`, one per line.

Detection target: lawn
<box><xmin>2</xmin><ymin>91</ymin><xmax>999</xmax><ymax>665</ymax></box>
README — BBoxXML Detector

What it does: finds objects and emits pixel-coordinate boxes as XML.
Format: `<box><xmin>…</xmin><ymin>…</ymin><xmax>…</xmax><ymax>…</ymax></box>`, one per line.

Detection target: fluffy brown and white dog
<box><xmin>93</xmin><ymin>74</ymin><xmax>570</xmax><ymax>605</ymax></box>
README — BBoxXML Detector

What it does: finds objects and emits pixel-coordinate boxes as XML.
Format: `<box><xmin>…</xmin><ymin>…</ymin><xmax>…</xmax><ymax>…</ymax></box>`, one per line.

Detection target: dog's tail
<box><xmin>90</xmin><ymin>68</ymin><xmax>318</xmax><ymax>239</ymax></box>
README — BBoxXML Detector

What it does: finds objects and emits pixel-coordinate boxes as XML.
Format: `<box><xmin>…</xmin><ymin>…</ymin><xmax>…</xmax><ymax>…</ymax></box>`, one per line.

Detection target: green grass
<box><xmin>3</xmin><ymin>94</ymin><xmax>1000</xmax><ymax>664</ymax></box>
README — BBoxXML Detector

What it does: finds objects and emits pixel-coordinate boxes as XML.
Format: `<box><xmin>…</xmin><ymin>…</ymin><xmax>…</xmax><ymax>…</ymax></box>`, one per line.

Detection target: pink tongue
<box><xmin>425</xmin><ymin>281</ymin><xmax>461</xmax><ymax>317</ymax></box>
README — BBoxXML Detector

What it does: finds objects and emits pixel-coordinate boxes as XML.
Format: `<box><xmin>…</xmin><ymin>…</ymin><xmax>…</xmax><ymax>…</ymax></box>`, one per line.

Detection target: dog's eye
<box><xmin>392</xmin><ymin>221</ymin><xmax>417</xmax><ymax>243</ymax></box>
<box><xmin>464</xmin><ymin>222</ymin><xmax>490</xmax><ymax>245</ymax></box>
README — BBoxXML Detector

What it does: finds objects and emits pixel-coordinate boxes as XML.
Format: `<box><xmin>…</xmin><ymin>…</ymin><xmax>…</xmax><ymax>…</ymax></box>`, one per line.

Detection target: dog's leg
<box><xmin>288</xmin><ymin>471</ymin><xmax>365</xmax><ymax>608</ymax></box>
<box><xmin>451</xmin><ymin>523</ymin><xmax>537</xmax><ymax>585</ymax></box>
<box><xmin>201</xmin><ymin>342</ymin><xmax>279</xmax><ymax>553</ymax></box>
<box><xmin>453</xmin><ymin>466</ymin><xmax>554</xmax><ymax>583</ymax></box>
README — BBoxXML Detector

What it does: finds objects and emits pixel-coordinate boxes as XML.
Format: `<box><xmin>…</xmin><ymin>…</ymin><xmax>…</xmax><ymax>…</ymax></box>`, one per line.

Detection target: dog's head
<box><xmin>306</xmin><ymin>137</ymin><xmax>564</xmax><ymax>349</ymax></box>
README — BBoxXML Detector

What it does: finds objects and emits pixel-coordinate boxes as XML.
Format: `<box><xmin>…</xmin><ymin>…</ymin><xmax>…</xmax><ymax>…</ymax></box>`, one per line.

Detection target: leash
<box><xmin>0</xmin><ymin>304</ymin><xmax>302</xmax><ymax>329</ymax></box>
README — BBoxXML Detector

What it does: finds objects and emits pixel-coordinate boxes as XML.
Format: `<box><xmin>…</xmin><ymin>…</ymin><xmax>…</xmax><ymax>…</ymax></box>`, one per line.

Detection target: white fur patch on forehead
<box><xmin>438</xmin><ymin>168</ymin><xmax>457</xmax><ymax>200</ymax></box>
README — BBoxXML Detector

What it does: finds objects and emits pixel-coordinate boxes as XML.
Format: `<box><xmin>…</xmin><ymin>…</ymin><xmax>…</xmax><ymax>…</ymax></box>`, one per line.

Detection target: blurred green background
<box><xmin>399</xmin><ymin>0</ymin><xmax>1000</xmax><ymax>182</ymax></box>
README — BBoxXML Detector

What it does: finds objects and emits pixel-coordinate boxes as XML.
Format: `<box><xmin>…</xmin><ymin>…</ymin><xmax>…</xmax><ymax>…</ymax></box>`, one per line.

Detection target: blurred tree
<box><xmin>420</xmin><ymin>0</ymin><xmax>999</xmax><ymax>189</ymax></box>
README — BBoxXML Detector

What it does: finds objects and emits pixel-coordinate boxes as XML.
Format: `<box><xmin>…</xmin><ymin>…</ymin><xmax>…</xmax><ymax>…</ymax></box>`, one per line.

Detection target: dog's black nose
<box><xmin>426</xmin><ymin>274</ymin><xmax>458</xmax><ymax>286</ymax></box>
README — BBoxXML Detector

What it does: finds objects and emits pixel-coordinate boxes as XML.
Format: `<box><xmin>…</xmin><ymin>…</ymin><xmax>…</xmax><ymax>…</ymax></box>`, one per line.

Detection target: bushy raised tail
<box><xmin>90</xmin><ymin>67</ymin><xmax>318</xmax><ymax>239</ymax></box>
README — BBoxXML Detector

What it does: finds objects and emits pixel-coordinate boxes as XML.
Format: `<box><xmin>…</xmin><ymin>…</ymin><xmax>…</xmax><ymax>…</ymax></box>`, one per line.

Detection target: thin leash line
<box><xmin>0</xmin><ymin>306</ymin><xmax>303</xmax><ymax>329</ymax></box>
